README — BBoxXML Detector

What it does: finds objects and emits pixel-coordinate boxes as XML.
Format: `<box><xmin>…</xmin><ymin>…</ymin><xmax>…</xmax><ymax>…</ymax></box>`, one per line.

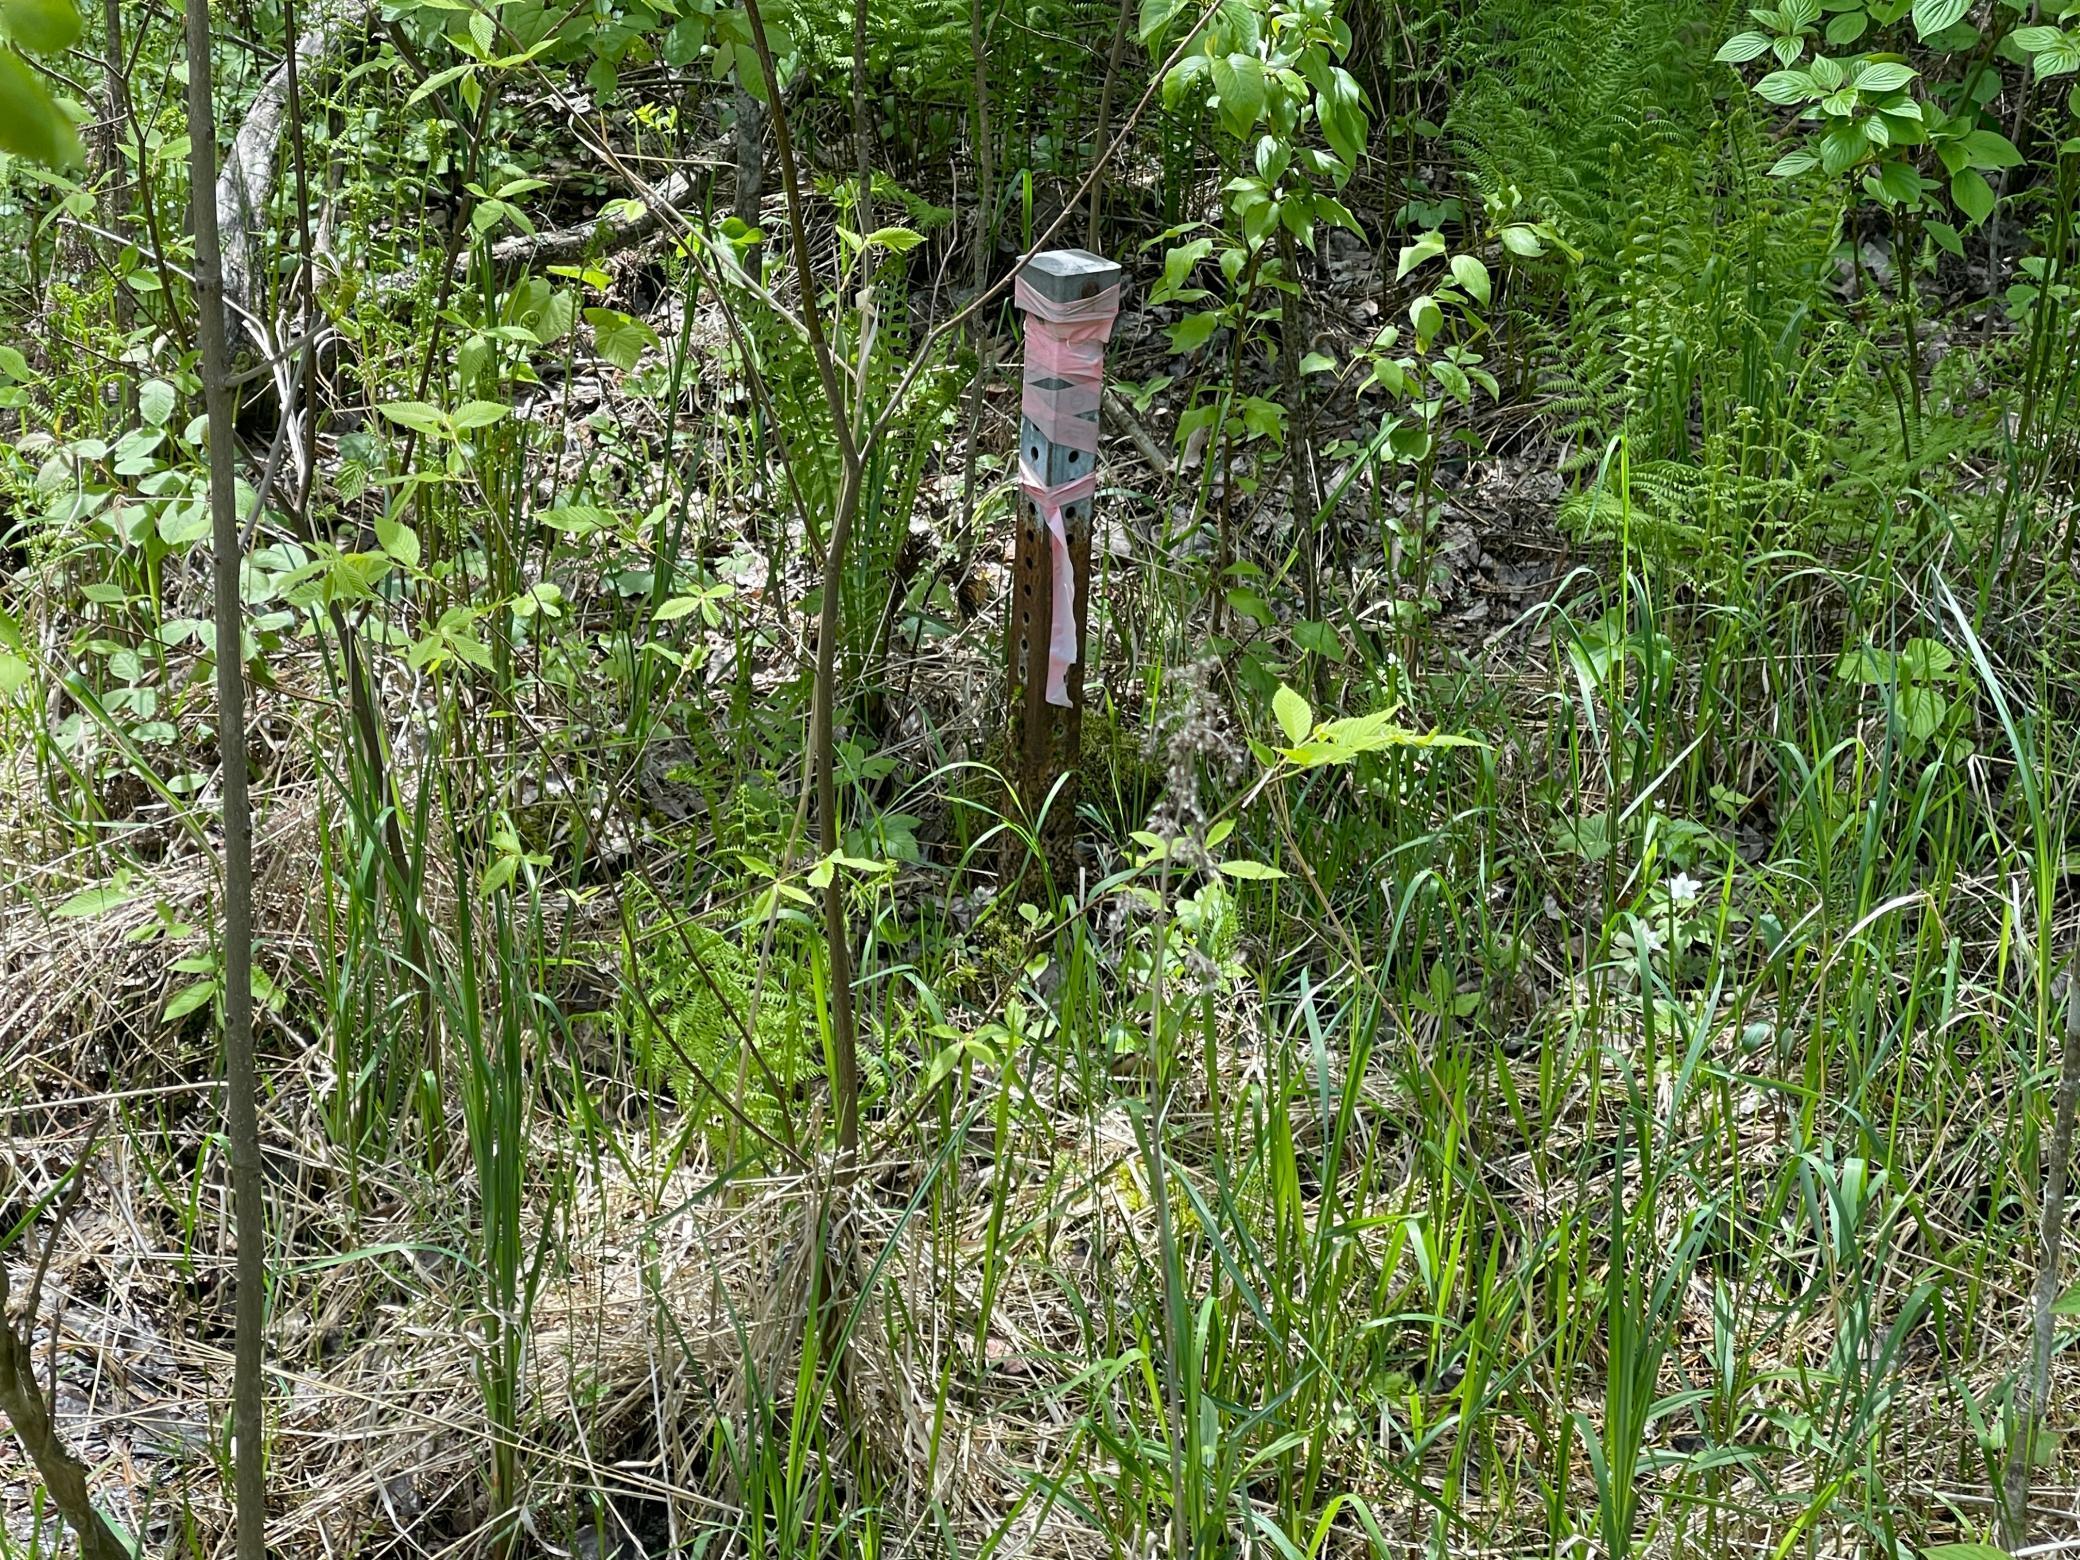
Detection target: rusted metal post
<box><xmin>1009</xmin><ymin>248</ymin><xmax>1122</xmax><ymax>838</ymax></box>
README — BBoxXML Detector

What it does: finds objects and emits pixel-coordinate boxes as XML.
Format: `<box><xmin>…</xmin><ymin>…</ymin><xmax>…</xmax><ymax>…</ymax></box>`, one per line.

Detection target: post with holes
<box><xmin>1009</xmin><ymin>248</ymin><xmax>1122</xmax><ymax>850</ymax></box>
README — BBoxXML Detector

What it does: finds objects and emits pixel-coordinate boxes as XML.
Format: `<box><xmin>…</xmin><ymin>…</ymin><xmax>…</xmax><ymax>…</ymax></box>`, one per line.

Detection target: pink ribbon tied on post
<box><xmin>1015</xmin><ymin>272</ymin><xmax>1121</xmax><ymax>707</ymax></box>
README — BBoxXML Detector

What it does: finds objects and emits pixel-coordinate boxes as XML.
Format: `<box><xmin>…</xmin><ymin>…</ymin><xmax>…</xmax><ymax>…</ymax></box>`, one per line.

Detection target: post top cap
<box><xmin>1021</xmin><ymin>248</ymin><xmax>1123</xmax><ymax>302</ymax></box>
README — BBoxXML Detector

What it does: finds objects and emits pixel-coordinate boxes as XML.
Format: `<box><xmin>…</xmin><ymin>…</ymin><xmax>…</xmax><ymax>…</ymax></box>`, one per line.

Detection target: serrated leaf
<box><xmin>1272</xmin><ymin>682</ymin><xmax>1312</xmax><ymax>746</ymax></box>
<box><xmin>56</xmin><ymin>881</ymin><xmax>132</xmax><ymax>918</ymax></box>
<box><xmin>450</xmin><ymin>398</ymin><xmax>509</xmax><ymax>429</ymax></box>
<box><xmin>162</xmin><ymin>978</ymin><xmax>217</xmax><ymax>1022</ymax></box>
<box><xmin>375</xmin><ymin>516</ymin><xmax>420</xmax><ymax>568</ymax></box>
<box><xmin>377</xmin><ymin>400</ymin><xmax>449</xmax><ymax>437</ymax></box>
<box><xmin>138</xmin><ymin>377</ymin><xmax>176</xmax><ymax>427</ymax></box>
<box><xmin>651</xmin><ymin>595</ymin><xmax>700</xmax><ymax>621</ymax></box>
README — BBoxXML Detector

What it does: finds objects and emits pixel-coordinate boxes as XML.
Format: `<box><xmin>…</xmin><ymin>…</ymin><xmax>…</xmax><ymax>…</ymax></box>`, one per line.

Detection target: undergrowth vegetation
<box><xmin>1</xmin><ymin>0</ymin><xmax>2079</xmax><ymax>1555</ymax></box>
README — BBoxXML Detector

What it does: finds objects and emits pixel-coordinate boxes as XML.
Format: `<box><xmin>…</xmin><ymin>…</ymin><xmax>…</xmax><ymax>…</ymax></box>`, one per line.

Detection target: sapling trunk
<box><xmin>181</xmin><ymin>5</ymin><xmax>268</xmax><ymax>1557</ymax></box>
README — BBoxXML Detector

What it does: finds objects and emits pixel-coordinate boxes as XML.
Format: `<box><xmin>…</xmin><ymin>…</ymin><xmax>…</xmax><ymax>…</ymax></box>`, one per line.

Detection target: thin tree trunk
<box><xmin>741</xmin><ymin>0</ymin><xmax>863</xmax><ymax>1167</ymax></box>
<box><xmin>2005</xmin><ymin>952</ymin><xmax>2080</xmax><ymax>1551</ymax></box>
<box><xmin>99</xmin><ymin>0</ymin><xmax>134</xmax><ymax>421</ymax></box>
<box><xmin>1085</xmin><ymin>0</ymin><xmax>1132</xmax><ymax>251</ymax></box>
<box><xmin>732</xmin><ymin>85</ymin><xmax>765</xmax><ymax>228</ymax></box>
<box><xmin>851</xmin><ymin>0</ymin><xmax>875</xmax><ymax>237</ymax></box>
<box><xmin>180</xmin><ymin>6</ymin><xmax>267</xmax><ymax>1560</ymax></box>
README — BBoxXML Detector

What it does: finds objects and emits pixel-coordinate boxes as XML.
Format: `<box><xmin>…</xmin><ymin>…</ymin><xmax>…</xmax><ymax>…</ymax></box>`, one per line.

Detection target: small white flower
<box><xmin>1668</xmin><ymin>871</ymin><xmax>1701</xmax><ymax>905</ymax></box>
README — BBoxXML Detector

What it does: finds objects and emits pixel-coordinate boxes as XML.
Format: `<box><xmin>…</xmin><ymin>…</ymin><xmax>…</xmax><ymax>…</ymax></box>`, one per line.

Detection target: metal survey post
<box><xmin>1009</xmin><ymin>248</ymin><xmax>1122</xmax><ymax>829</ymax></box>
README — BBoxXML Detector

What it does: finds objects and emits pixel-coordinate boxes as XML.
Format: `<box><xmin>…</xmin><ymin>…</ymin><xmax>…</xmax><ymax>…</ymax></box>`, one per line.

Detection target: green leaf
<box><xmin>1138</xmin><ymin>0</ymin><xmax>1187</xmax><ymax>42</ymax></box>
<box><xmin>1918</xmin><ymin>1547</ymin><xmax>2013</xmax><ymax>1560</ymax></box>
<box><xmin>1960</xmin><ymin>128</ymin><xmax>2023</xmax><ymax>168</ymax></box>
<box><xmin>162</xmin><ymin>979</ymin><xmax>218</xmax><ymax>1022</ymax></box>
<box><xmin>1219</xmin><ymin>859</ymin><xmax>1288</xmax><ymax>881</ymax></box>
<box><xmin>1395</xmin><ymin>230</ymin><xmax>1446</xmax><ymax>279</ymax></box>
<box><xmin>0</xmin><ymin>344</ymin><xmax>30</xmax><ymax>382</ymax></box>
<box><xmin>1272</xmin><ymin>682</ymin><xmax>1312</xmax><ymax>746</ymax></box>
<box><xmin>449</xmin><ymin>398</ymin><xmax>509</xmax><ymax>430</ymax></box>
<box><xmin>863</xmin><ymin>224</ymin><xmax>925</xmax><ymax>252</ymax></box>
<box><xmin>0</xmin><ymin>44</ymin><xmax>83</xmax><ymax>168</ymax></box>
<box><xmin>1911</xmin><ymin>0</ymin><xmax>1968</xmax><ymax>36</ymax></box>
<box><xmin>375</xmin><ymin>516</ymin><xmax>420</xmax><ymax>568</ymax></box>
<box><xmin>56</xmin><ymin>879</ymin><xmax>132</xmax><ymax>918</ymax></box>
<box><xmin>1824</xmin><ymin>11</ymin><xmax>1867</xmax><ymax>44</ymax></box>
<box><xmin>137</xmin><ymin>378</ymin><xmax>176</xmax><ymax>427</ymax></box>
<box><xmin>1769</xmin><ymin>148</ymin><xmax>1820</xmax><ymax>175</ymax></box>
<box><xmin>0</xmin><ymin>0</ymin><xmax>81</xmax><ymax>55</ymax></box>
<box><xmin>1449</xmin><ymin>252</ymin><xmax>1491</xmax><ymax>305</ymax></box>
<box><xmin>1167</xmin><ymin>309</ymin><xmax>1223</xmax><ymax>354</ymax></box>
<box><xmin>585</xmin><ymin>307</ymin><xmax>659</xmax><ymax>371</ymax></box>
<box><xmin>1951</xmin><ymin>166</ymin><xmax>1996</xmax><ymax>224</ymax></box>
<box><xmin>1927</xmin><ymin>218</ymin><xmax>1964</xmax><ymax>256</ymax></box>
<box><xmin>377</xmin><ymin>400</ymin><xmax>449</xmax><ymax>437</ymax></box>
<box><xmin>1497</xmin><ymin>224</ymin><xmax>1546</xmax><ymax>257</ymax></box>
<box><xmin>1854</xmin><ymin>60</ymin><xmax>1916</xmax><ymax>92</ymax></box>
<box><xmin>1755</xmin><ymin>67</ymin><xmax>1814</xmax><ymax>103</ymax></box>
<box><xmin>1715</xmin><ymin>30</ymin><xmax>1773</xmax><ymax>61</ymax></box>
<box><xmin>1210</xmin><ymin>53</ymin><xmax>1266</xmax><ymax>137</ymax></box>
<box><xmin>652</xmin><ymin>595</ymin><xmax>701</xmax><ymax>621</ymax></box>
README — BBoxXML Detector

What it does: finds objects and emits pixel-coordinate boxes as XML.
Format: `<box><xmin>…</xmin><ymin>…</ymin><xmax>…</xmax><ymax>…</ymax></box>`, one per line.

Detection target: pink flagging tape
<box><xmin>1019</xmin><ymin>458</ymin><xmax>1100</xmax><ymax>706</ymax></box>
<box><xmin>1013</xmin><ymin>275</ymin><xmax>1122</xmax><ymax>325</ymax></box>
<box><xmin>1017</xmin><ymin>271</ymin><xmax>1121</xmax><ymax>708</ymax></box>
<box><xmin>1021</xmin><ymin>380</ymin><xmax>1102</xmax><ymax>445</ymax></box>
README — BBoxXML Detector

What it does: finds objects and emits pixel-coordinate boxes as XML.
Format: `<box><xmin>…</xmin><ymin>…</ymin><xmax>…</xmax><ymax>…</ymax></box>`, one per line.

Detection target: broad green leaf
<box><xmin>162</xmin><ymin>979</ymin><xmax>217</xmax><ymax>1022</ymax></box>
<box><xmin>863</xmin><ymin>225</ymin><xmax>925</xmax><ymax>252</ymax></box>
<box><xmin>1714</xmin><ymin>31</ymin><xmax>1773</xmax><ymax>62</ymax></box>
<box><xmin>375</xmin><ymin>516</ymin><xmax>420</xmax><ymax>568</ymax></box>
<box><xmin>1168</xmin><ymin>309</ymin><xmax>1223</xmax><ymax>354</ymax></box>
<box><xmin>1855</xmin><ymin>60</ymin><xmax>1915</xmax><ymax>92</ymax></box>
<box><xmin>56</xmin><ymin>880</ymin><xmax>132</xmax><ymax>918</ymax></box>
<box><xmin>1824</xmin><ymin>11</ymin><xmax>1866</xmax><ymax>44</ymax></box>
<box><xmin>0</xmin><ymin>44</ymin><xmax>83</xmax><ymax>168</ymax></box>
<box><xmin>1138</xmin><ymin>0</ymin><xmax>1187</xmax><ymax>42</ymax></box>
<box><xmin>1754</xmin><ymin>68</ymin><xmax>1813</xmax><ymax>104</ymax></box>
<box><xmin>1210</xmin><ymin>53</ymin><xmax>1265</xmax><ymax>137</ymax></box>
<box><xmin>585</xmin><ymin>307</ymin><xmax>658</xmax><ymax>371</ymax></box>
<box><xmin>537</xmin><ymin>503</ymin><xmax>611</xmax><ymax>535</ymax></box>
<box><xmin>0</xmin><ymin>0</ymin><xmax>81</xmax><ymax>55</ymax></box>
<box><xmin>0</xmin><ymin>649</ymin><xmax>29</xmax><ymax>694</ymax></box>
<box><xmin>652</xmin><ymin>595</ymin><xmax>701</xmax><ymax>621</ymax></box>
<box><xmin>0</xmin><ymin>344</ymin><xmax>30</xmax><ymax>381</ymax></box>
<box><xmin>1951</xmin><ymin>167</ymin><xmax>1996</xmax><ymax>224</ymax></box>
<box><xmin>1449</xmin><ymin>252</ymin><xmax>1491</xmax><ymax>305</ymax></box>
<box><xmin>138</xmin><ymin>378</ymin><xmax>176</xmax><ymax>427</ymax></box>
<box><xmin>450</xmin><ymin>398</ymin><xmax>509</xmax><ymax>430</ymax></box>
<box><xmin>1219</xmin><ymin>859</ymin><xmax>1288</xmax><ymax>881</ymax></box>
<box><xmin>1497</xmin><ymin>224</ymin><xmax>1545</xmax><ymax>257</ymax></box>
<box><xmin>1395</xmin><ymin>230</ymin><xmax>1446</xmax><ymax>279</ymax></box>
<box><xmin>1960</xmin><ymin>128</ymin><xmax>2023</xmax><ymax>168</ymax></box>
<box><xmin>377</xmin><ymin>400</ymin><xmax>449</xmax><ymax>437</ymax></box>
<box><xmin>1911</xmin><ymin>0</ymin><xmax>1968</xmax><ymax>37</ymax></box>
<box><xmin>1272</xmin><ymin>682</ymin><xmax>1312</xmax><ymax>746</ymax></box>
